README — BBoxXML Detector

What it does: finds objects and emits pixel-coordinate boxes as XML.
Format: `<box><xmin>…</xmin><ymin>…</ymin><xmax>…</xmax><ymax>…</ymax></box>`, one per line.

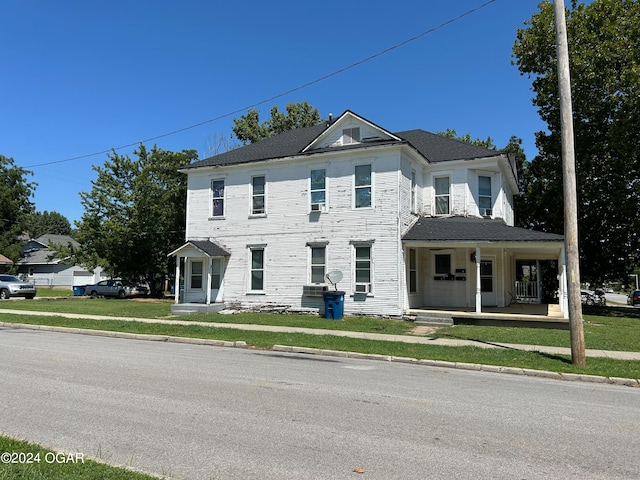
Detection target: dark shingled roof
<box><xmin>403</xmin><ymin>217</ymin><xmax>564</xmax><ymax>243</ymax></box>
<box><xmin>188</xmin><ymin>240</ymin><xmax>231</xmax><ymax>257</ymax></box>
<box><xmin>183</xmin><ymin>123</ymin><xmax>504</xmax><ymax>170</ymax></box>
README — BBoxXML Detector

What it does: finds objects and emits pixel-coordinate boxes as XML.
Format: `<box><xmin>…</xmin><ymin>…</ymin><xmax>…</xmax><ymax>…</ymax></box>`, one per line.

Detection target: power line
<box><xmin>25</xmin><ymin>0</ymin><xmax>497</xmax><ymax>169</ymax></box>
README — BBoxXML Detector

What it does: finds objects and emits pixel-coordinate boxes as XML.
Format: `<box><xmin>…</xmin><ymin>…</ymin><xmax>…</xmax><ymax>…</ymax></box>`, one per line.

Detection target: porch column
<box><xmin>205</xmin><ymin>257</ymin><xmax>212</xmax><ymax>305</ymax></box>
<box><xmin>560</xmin><ymin>247</ymin><xmax>569</xmax><ymax>318</ymax></box>
<box><xmin>173</xmin><ymin>256</ymin><xmax>181</xmax><ymax>304</ymax></box>
<box><xmin>475</xmin><ymin>247</ymin><xmax>482</xmax><ymax>313</ymax></box>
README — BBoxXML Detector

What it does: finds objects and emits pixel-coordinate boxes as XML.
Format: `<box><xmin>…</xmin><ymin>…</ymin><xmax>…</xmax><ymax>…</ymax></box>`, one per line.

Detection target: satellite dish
<box><xmin>325</xmin><ymin>270</ymin><xmax>343</xmax><ymax>290</ymax></box>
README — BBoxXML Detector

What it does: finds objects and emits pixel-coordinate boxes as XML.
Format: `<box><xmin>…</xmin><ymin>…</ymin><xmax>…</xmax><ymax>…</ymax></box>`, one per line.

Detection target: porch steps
<box><xmin>414</xmin><ymin>311</ymin><xmax>454</xmax><ymax>327</ymax></box>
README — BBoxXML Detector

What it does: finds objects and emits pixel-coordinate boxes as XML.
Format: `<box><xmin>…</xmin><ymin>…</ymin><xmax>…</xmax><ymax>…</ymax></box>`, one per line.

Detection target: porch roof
<box><xmin>169</xmin><ymin>240</ymin><xmax>231</xmax><ymax>258</ymax></box>
<box><xmin>403</xmin><ymin>216</ymin><xmax>564</xmax><ymax>243</ymax></box>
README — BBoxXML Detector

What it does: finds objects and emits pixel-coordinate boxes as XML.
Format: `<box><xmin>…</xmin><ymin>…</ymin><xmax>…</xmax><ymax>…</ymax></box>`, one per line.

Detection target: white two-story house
<box><xmin>170</xmin><ymin>110</ymin><xmax>568</xmax><ymax>318</ymax></box>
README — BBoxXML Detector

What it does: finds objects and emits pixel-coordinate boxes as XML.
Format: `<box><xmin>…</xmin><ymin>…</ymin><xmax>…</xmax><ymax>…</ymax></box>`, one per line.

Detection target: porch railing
<box><xmin>515</xmin><ymin>281</ymin><xmax>538</xmax><ymax>299</ymax></box>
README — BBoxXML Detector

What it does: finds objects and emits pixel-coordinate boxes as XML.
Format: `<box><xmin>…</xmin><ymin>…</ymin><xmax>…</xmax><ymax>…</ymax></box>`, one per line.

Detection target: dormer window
<box><xmin>342</xmin><ymin>127</ymin><xmax>360</xmax><ymax>145</ymax></box>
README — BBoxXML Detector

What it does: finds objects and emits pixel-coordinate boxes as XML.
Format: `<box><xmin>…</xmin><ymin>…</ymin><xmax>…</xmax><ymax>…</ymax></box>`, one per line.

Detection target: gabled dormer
<box><xmin>302</xmin><ymin>110</ymin><xmax>401</xmax><ymax>152</ymax></box>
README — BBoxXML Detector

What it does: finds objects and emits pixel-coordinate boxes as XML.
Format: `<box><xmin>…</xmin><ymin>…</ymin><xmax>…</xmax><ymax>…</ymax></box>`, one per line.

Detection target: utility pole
<box><xmin>554</xmin><ymin>0</ymin><xmax>586</xmax><ymax>366</ymax></box>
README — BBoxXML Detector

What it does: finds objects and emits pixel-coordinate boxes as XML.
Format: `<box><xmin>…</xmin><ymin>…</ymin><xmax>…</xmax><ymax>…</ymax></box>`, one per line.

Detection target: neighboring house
<box><xmin>0</xmin><ymin>254</ymin><xmax>13</xmax><ymax>274</ymax></box>
<box><xmin>170</xmin><ymin>110</ymin><xmax>567</xmax><ymax>318</ymax></box>
<box><xmin>17</xmin><ymin>234</ymin><xmax>104</xmax><ymax>287</ymax></box>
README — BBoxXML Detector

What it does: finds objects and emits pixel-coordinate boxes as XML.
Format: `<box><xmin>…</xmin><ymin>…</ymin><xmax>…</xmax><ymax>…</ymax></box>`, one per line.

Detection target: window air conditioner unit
<box><xmin>354</xmin><ymin>283</ymin><xmax>370</xmax><ymax>294</ymax></box>
<box><xmin>310</xmin><ymin>203</ymin><xmax>325</xmax><ymax>212</ymax></box>
<box><xmin>303</xmin><ymin>285</ymin><xmax>327</xmax><ymax>296</ymax></box>
<box><xmin>481</xmin><ymin>208</ymin><xmax>492</xmax><ymax>217</ymax></box>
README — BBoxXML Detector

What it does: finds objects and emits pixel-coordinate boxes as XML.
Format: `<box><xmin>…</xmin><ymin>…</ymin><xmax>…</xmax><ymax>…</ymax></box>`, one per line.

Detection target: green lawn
<box><xmin>0</xmin><ymin>435</ymin><xmax>161</xmax><ymax>479</ymax></box>
<box><xmin>1</xmin><ymin>312</ymin><xmax>639</xmax><ymax>379</ymax></box>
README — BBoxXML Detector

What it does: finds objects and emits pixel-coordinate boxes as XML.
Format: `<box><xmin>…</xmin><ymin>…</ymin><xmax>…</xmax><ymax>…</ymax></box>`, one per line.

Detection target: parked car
<box><xmin>84</xmin><ymin>279</ymin><xmax>148</xmax><ymax>299</ymax></box>
<box><xmin>0</xmin><ymin>275</ymin><xmax>37</xmax><ymax>299</ymax></box>
<box><xmin>627</xmin><ymin>290</ymin><xmax>640</xmax><ymax>306</ymax></box>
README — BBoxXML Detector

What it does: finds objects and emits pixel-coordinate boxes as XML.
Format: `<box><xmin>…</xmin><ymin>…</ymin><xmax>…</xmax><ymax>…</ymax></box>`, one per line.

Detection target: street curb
<box><xmin>2</xmin><ymin>322</ymin><xmax>638</xmax><ymax>387</ymax></box>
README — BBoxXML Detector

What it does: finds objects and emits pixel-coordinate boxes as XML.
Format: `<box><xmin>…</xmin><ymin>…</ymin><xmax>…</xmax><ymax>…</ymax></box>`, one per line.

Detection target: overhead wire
<box><xmin>24</xmin><ymin>0</ymin><xmax>497</xmax><ymax>169</ymax></box>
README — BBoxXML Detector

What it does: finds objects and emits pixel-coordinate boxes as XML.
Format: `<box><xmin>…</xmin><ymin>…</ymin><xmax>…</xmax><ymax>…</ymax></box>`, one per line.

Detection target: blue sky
<box><xmin>2</xmin><ymin>0</ymin><xmax>556</xmax><ymax>225</ymax></box>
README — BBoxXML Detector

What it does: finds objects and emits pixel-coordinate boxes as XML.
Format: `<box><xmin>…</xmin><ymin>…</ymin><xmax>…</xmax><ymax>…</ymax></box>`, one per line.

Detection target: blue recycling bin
<box><xmin>323</xmin><ymin>291</ymin><xmax>345</xmax><ymax>320</ymax></box>
<box><xmin>73</xmin><ymin>286</ymin><xmax>85</xmax><ymax>296</ymax></box>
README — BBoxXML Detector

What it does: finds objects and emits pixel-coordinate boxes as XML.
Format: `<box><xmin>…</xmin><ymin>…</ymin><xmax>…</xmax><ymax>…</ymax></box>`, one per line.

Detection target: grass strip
<box><xmin>0</xmin><ymin>435</ymin><xmax>160</xmax><ymax>480</ymax></box>
<box><xmin>1</xmin><ymin>313</ymin><xmax>638</xmax><ymax>379</ymax></box>
<box><xmin>433</xmin><ymin>316</ymin><xmax>640</xmax><ymax>352</ymax></box>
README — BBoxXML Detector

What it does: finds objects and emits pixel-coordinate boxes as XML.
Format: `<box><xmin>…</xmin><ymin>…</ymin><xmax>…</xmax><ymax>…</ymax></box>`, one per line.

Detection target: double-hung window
<box><xmin>479</xmin><ymin>175</ymin><xmax>492</xmax><ymax>215</ymax></box>
<box><xmin>353</xmin><ymin>244</ymin><xmax>372</xmax><ymax>294</ymax></box>
<box><xmin>411</xmin><ymin>170</ymin><xmax>417</xmax><ymax>213</ymax></box>
<box><xmin>408</xmin><ymin>248</ymin><xmax>417</xmax><ymax>293</ymax></box>
<box><xmin>249</xmin><ymin>247</ymin><xmax>265</xmax><ymax>292</ymax></box>
<box><xmin>310</xmin><ymin>246</ymin><xmax>326</xmax><ymax>284</ymax></box>
<box><xmin>211</xmin><ymin>179</ymin><xmax>225</xmax><ymax>217</ymax></box>
<box><xmin>252</xmin><ymin>175</ymin><xmax>266</xmax><ymax>215</ymax></box>
<box><xmin>310</xmin><ymin>169</ymin><xmax>326</xmax><ymax>212</ymax></box>
<box><xmin>434</xmin><ymin>176</ymin><xmax>450</xmax><ymax>215</ymax></box>
<box><xmin>354</xmin><ymin>164</ymin><xmax>372</xmax><ymax>208</ymax></box>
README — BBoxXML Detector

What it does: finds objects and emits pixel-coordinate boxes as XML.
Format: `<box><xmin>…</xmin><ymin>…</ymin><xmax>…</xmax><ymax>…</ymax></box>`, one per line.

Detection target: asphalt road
<box><xmin>0</xmin><ymin>328</ymin><xmax>639</xmax><ymax>480</ymax></box>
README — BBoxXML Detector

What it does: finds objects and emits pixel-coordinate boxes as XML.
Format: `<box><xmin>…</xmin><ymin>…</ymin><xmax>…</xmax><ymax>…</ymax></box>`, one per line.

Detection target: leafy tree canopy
<box><xmin>0</xmin><ymin>154</ymin><xmax>36</xmax><ymax>263</ymax></box>
<box><xmin>25</xmin><ymin>210</ymin><xmax>71</xmax><ymax>239</ymax></box>
<box><xmin>232</xmin><ymin>101</ymin><xmax>323</xmax><ymax>144</ymax></box>
<box><xmin>437</xmin><ymin>128</ymin><xmax>497</xmax><ymax>150</ymax></box>
<box><xmin>75</xmin><ymin>145</ymin><xmax>197</xmax><ymax>294</ymax></box>
<box><xmin>512</xmin><ymin>0</ymin><xmax>640</xmax><ymax>283</ymax></box>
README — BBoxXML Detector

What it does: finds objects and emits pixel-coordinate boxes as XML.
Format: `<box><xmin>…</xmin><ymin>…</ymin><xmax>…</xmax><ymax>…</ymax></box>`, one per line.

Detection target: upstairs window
<box><xmin>211</xmin><ymin>179</ymin><xmax>225</xmax><ymax>217</ymax></box>
<box><xmin>434</xmin><ymin>177</ymin><xmax>450</xmax><ymax>215</ymax></box>
<box><xmin>310</xmin><ymin>169</ymin><xmax>326</xmax><ymax>212</ymax></box>
<box><xmin>252</xmin><ymin>175</ymin><xmax>266</xmax><ymax>215</ymax></box>
<box><xmin>411</xmin><ymin>170</ymin><xmax>417</xmax><ymax>213</ymax></box>
<box><xmin>354</xmin><ymin>164</ymin><xmax>372</xmax><ymax>208</ymax></box>
<box><xmin>479</xmin><ymin>175</ymin><xmax>492</xmax><ymax>215</ymax></box>
<box><xmin>342</xmin><ymin>127</ymin><xmax>360</xmax><ymax>145</ymax></box>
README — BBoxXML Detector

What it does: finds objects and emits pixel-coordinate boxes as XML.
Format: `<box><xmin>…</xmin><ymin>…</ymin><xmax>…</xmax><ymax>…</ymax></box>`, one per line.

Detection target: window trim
<box><xmin>247</xmin><ymin>245</ymin><xmax>266</xmax><ymax>294</ymax></box>
<box><xmin>353</xmin><ymin>163</ymin><xmax>373</xmax><ymax>209</ymax></box>
<box><xmin>309</xmin><ymin>168</ymin><xmax>327</xmax><ymax>213</ymax></box>
<box><xmin>434</xmin><ymin>175</ymin><xmax>450</xmax><ymax>216</ymax></box>
<box><xmin>408</xmin><ymin>248</ymin><xmax>418</xmax><ymax>294</ymax></box>
<box><xmin>189</xmin><ymin>260</ymin><xmax>204</xmax><ymax>290</ymax></box>
<box><xmin>351</xmin><ymin>241</ymin><xmax>374</xmax><ymax>295</ymax></box>
<box><xmin>308</xmin><ymin>244</ymin><xmax>327</xmax><ymax>284</ymax></box>
<box><xmin>431</xmin><ymin>250</ymin><xmax>455</xmax><ymax>276</ymax></box>
<box><xmin>250</xmin><ymin>175</ymin><xmax>267</xmax><ymax>217</ymax></box>
<box><xmin>342</xmin><ymin>127</ymin><xmax>360</xmax><ymax>145</ymax></box>
<box><xmin>478</xmin><ymin>174</ymin><xmax>492</xmax><ymax>215</ymax></box>
<box><xmin>210</xmin><ymin>178</ymin><xmax>225</xmax><ymax>218</ymax></box>
<box><xmin>411</xmin><ymin>170</ymin><xmax>417</xmax><ymax>214</ymax></box>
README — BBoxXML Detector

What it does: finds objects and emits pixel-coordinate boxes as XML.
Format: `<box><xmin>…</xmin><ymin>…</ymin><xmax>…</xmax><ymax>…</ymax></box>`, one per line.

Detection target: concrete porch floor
<box><xmin>408</xmin><ymin>304</ymin><xmax>569</xmax><ymax>329</ymax></box>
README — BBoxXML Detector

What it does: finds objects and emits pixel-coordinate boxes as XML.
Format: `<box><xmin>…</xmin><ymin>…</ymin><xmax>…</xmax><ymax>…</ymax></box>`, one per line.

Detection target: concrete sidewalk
<box><xmin>1</xmin><ymin>308</ymin><xmax>639</xmax><ymax>361</ymax></box>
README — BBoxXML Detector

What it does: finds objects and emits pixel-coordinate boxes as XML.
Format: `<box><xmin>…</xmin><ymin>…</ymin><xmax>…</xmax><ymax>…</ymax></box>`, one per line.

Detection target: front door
<box><xmin>480</xmin><ymin>258</ymin><xmax>496</xmax><ymax>306</ymax></box>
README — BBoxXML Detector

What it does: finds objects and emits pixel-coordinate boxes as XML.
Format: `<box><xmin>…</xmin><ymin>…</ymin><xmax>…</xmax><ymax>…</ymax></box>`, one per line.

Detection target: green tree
<box><xmin>75</xmin><ymin>145</ymin><xmax>197</xmax><ymax>295</ymax></box>
<box><xmin>0</xmin><ymin>155</ymin><xmax>36</xmax><ymax>264</ymax></box>
<box><xmin>512</xmin><ymin>0</ymin><xmax>640</xmax><ymax>283</ymax></box>
<box><xmin>437</xmin><ymin>128</ymin><xmax>497</xmax><ymax>150</ymax></box>
<box><xmin>25</xmin><ymin>211</ymin><xmax>71</xmax><ymax>239</ymax></box>
<box><xmin>232</xmin><ymin>101</ymin><xmax>323</xmax><ymax>144</ymax></box>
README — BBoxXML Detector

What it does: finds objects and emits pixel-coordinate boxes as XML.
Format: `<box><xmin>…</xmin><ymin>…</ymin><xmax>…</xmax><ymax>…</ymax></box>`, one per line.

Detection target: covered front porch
<box><xmin>168</xmin><ymin>240</ymin><xmax>231</xmax><ymax>315</ymax></box>
<box><xmin>402</xmin><ymin>217</ymin><xmax>567</xmax><ymax>318</ymax></box>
